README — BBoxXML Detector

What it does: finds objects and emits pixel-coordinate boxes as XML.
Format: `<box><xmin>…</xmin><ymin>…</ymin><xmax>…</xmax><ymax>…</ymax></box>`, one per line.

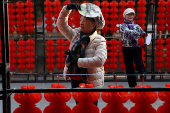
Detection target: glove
<box><xmin>67</xmin><ymin>3</ymin><xmax>81</xmax><ymax>11</ymax></box>
<box><xmin>65</xmin><ymin>50</ymin><xmax>78</xmax><ymax>63</ymax></box>
<box><xmin>141</xmin><ymin>33</ymin><xmax>147</xmax><ymax>39</ymax></box>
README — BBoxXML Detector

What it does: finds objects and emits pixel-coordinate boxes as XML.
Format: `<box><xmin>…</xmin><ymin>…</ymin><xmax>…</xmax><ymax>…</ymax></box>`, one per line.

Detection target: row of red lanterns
<box><xmin>9</xmin><ymin>40</ymin><xmax>17</xmax><ymax>71</ymax></box>
<box><xmin>117</xmin><ymin>39</ymin><xmax>126</xmax><ymax>71</ymax></box>
<box><xmin>137</xmin><ymin>0</ymin><xmax>147</xmax><ymax>30</ymax></box>
<box><xmin>44</xmin><ymin>0</ymin><xmax>54</xmax><ymax>33</ymax></box>
<box><xmin>155</xmin><ymin>34</ymin><xmax>165</xmax><ymax>72</ymax></box>
<box><xmin>110</xmin><ymin>0</ymin><xmax>119</xmax><ymax>33</ymax></box>
<box><xmin>138</xmin><ymin>37</ymin><xmax>146</xmax><ymax>67</ymax></box>
<box><xmin>167</xmin><ymin>0</ymin><xmax>170</xmax><ymax>32</ymax></box>
<box><xmin>46</xmin><ymin>39</ymin><xmax>55</xmax><ymax>72</ymax></box>
<box><xmin>8</xmin><ymin>0</ymin><xmax>35</xmax><ymax>35</ymax></box>
<box><xmin>165</xmin><ymin>38</ymin><xmax>170</xmax><ymax>69</ymax></box>
<box><xmin>3</xmin><ymin>37</ymin><xmax>170</xmax><ymax>72</ymax></box>
<box><xmin>56</xmin><ymin>39</ymin><xmax>65</xmax><ymax>70</ymax></box>
<box><xmin>17</xmin><ymin>39</ymin><xmax>26</xmax><ymax>72</ymax></box>
<box><xmin>8</xmin><ymin>0</ymin><xmax>170</xmax><ymax>35</ymax></box>
<box><xmin>26</xmin><ymin>39</ymin><xmax>35</xmax><ymax>72</ymax></box>
<box><xmin>25</xmin><ymin>0</ymin><xmax>34</xmax><ymax>34</ymax></box>
<box><xmin>109</xmin><ymin>39</ymin><xmax>118</xmax><ymax>71</ymax></box>
<box><xmin>157</xmin><ymin>0</ymin><xmax>166</xmax><ymax>33</ymax></box>
<box><xmin>13</xmin><ymin>83</ymin><xmax>170</xmax><ymax>113</ymax></box>
<box><xmin>8</xmin><ymin>3</ymin><xmax>15</xmax><ymax>36</ymax></box>
<box><xmin>104</xmin><ymin>39</ymin><xmax>125</xmax><ymax>73</ymax></box>
<box><xmin>53</xmin><ymin>0</ymin><xmax>62</xmax><ymax>33</ymax></box>
<box><xmin>16</xmin><ymin>1</ymin><xmax>25</xmax><ymax>34</ymax></box>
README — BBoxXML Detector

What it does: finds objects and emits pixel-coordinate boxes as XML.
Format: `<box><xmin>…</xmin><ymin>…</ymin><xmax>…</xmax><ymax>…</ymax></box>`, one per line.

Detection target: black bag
<box><xmin>65</xmin><ymin>32</ymin><xmax>90</xmax><ymax>81</ymax></box>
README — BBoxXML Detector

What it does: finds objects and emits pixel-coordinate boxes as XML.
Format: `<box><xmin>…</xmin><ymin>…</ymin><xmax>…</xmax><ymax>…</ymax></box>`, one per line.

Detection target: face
<box><xmin>80</xmin><ymin>16</ymin><xmax>97</xmax><ymax>34</ymax></box>
<box><xmin>125</xmin><ymin>12</ymin><xmax>135</xmax><ymax>21</ymax></box>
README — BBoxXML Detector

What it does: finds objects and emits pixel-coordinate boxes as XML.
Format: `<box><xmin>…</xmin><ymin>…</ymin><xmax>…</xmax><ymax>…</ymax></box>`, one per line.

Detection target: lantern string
<box><xmin>27</xmin><ymin>74</ymin><xmax>28</xmax><ymax>87</ymax></box>
<box><xmin>57</xmin><ymin>74</ymin><xmax>59</xmax><ymax>85</ymax></box>
<box><xmin>115</xmin><ymin>74</ymin><xmax>117</xmax><ymax>86</ymax></box>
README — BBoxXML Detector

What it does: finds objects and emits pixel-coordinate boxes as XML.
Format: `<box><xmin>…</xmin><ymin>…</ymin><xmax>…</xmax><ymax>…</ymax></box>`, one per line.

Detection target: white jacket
<box><xmin>56</xmin><ymin>6</ymin><xmax>107</xmax><ymax>88</ymax></box>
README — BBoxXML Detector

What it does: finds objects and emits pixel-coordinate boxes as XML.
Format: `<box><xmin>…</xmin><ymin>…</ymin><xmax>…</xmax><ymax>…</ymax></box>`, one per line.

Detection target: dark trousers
<box><xmin>71</xmin><ymin>79</ymin><xmax>98</xmax><ymax>106</ymax></box>
<box><xmin>122</xmin><ymin>47</ymin><xmax>144</xmax><ymax>87</ymax></box>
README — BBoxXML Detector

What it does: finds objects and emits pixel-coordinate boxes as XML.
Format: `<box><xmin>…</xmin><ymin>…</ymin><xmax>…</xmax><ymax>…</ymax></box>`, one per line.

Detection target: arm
<box><xmin>120</xmin><ymin>23</ymin><xmax>142</xmax><ymax>36</ymax></box>
<box><xmin>78</xmin><ymin>37</ymin><xmax>107</xmax><ymax>68</ymax></box>
<box><xmin>56</xmin><ymin>6</ymin><xmax>75</xmax><ymax>41</ymax></box>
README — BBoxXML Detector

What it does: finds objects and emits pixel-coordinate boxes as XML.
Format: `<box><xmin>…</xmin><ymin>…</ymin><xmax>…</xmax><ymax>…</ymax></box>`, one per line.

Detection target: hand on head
<box><xmin>67</xmin><ymin>3</ymin><xmax>81</xmax><ymax>11</ymax></box>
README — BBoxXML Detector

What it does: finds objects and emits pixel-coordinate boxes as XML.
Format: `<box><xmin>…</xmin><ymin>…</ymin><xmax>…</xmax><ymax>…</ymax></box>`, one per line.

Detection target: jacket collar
<box><xmin>89</xmin><ymin>30</ymin><xmax>97</xmax><ymax>43</ymax></box>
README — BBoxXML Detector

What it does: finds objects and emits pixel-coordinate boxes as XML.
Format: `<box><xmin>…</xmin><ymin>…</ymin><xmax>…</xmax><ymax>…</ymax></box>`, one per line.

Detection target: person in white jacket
<box><xmin>56</xmin><ymin>3</ymin><xmax>107</xmax><ymax>105</ymax></box>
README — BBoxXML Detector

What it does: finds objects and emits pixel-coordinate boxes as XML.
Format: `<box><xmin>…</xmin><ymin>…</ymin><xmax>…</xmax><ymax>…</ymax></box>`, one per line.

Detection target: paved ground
<box><xmin>0</xmin><ymin>81</ymin><xmax>169</xmax><ymax>113</ymax></box>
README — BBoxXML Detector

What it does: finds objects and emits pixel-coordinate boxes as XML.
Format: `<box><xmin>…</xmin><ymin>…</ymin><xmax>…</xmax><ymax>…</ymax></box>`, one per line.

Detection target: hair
<box><xmin>89</xmin><ymin>18</ymin><xmax>95</xmax><ymax>23</ymax></box>
<box><xmin>88</xmin><ymin>17</ymin><xmax>97</xmax><ymax>31</ymax></box>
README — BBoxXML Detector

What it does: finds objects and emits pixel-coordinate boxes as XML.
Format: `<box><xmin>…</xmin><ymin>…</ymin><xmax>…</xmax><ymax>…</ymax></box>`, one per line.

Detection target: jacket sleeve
<box><xmin>78</xmin><ymin>37</ymin><xmax>107</xmax><ymax>68</ymax></box>
<box><xmin>120</xmin><ymin>23</ymin><xmax>142</xmax><ymax>36</ymax></box>
<box><xmin>138</xmin><ymin>25</ymin><xmax>145</xmax><ymax>34</ymax></box>
<box><xmin>56</xmin><ymin>6</ymin><xmax>76</xmax><ymax>41</ymax></box>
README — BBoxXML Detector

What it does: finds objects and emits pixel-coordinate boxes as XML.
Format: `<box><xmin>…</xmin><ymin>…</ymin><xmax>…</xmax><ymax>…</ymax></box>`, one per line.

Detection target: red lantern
<box><xmin>17</xmin><ymin>39</ymin><xmax>26</xmax><ymax>72</ymax></box>
<box><xmin>155</xmin><ymin>37</ymin><xmax>164</xmax><ymax>72</ymax></box>
<box><xmin>46</xmin><ymin>39</ymin><xmax>55</xmax><ymax>72</ymax></box>
<box><xmin>8</xmin><ymin>3</ymin><xmax>15</xmax><ymax>36</ymax></box>
<box><xmin>44</xmin><ymin>0</ymin><xmax>54</xmax><ymax>33</ymax></box>
<box><xmin>14</xmin><ymin>85</ymin><xmax>42</xmax><ymax>113</ymax></box>
<box><xmin>72</xmin><ymin>83</ymin><xmax>100</xmax><ymax>113</ymax></box>
<box><xmin>93</xmin><ymin>0</ymin><xmax>100</xmax><ymax>6</ymax></box>
<box><xmin>101</xmin><ymin>85</ymin><xmax>129</xmax><ymax>113</ymax></box>
<box><xmin>119</xmin><ymin>0</ymin><xmax>127</xmax><ymax>24</ymax></box>
<box><xmin>16</xmin><ymin>1</ymin><xmax>25</xmax><ymax>34</ymax></box>
<box><xmin>56</xmin><ymin>39</ymin><xmax>65</xmax><ymax>70</ymax></box>
<box><xmin>127</xmin><ymin>0</ymin><xmax>135</xmax><ymax>9</ymax></box>
<box><xmin>26</xmin><ymin>39</ymin><xmax>35</xmax><ymax>71</ymax></box>
<box><xmin>44</xmin><ymin>84</ymin><xmax>71</xmax><ymax>113</ymax></box>
<box><xmin>9</xmin><ymin>40</ymin><xmax>17</xmax><ymax>71</ymax></box>
<box><xmin>129</xmin><ymin>85</ymin><xmax>157</xmax><ymax>113</ymax></box>
<box><xmin>157</xmin><ymin>0</ymin><xmax>166</xmax><ymax>32</ymax></box>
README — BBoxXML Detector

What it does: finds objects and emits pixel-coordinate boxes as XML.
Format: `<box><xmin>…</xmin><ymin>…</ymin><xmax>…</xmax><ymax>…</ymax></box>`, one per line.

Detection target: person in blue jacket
<box><xmin>120</xmin><ymin>8</ymin><xmax>147</xmax><ymax>87</ymax></box>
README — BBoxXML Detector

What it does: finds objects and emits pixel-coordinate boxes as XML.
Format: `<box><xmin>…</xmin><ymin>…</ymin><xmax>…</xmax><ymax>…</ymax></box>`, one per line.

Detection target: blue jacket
<box><xmin>120</xmin><ymin>23</ymin><xmax>145</xmax><ymax>47</ymax></box>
